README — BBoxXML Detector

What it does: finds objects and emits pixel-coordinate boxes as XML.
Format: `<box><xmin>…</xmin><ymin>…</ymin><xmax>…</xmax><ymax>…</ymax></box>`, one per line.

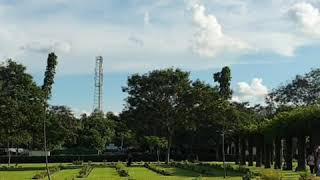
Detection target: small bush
<box><xmin>32</xmin><ymin>166</ymin><xmax>60</xmax><ymax>179</ymax></box>
<box><xmin>115</xmin><ymin>162</ymin><xmax>129</xmax><ymax>177</ymax></box>
<box><xmin>259</xmin><ymin>171</ymin><xmax>283</xmax><ymax>180</ymax></box>
<box><xmin>144</xmin><ymin>163</ymin><xmax>173</xmax><ymax>176</ymax></box>
<box><xmin>72</xmin><ymin>160</ymin><xmax>83</xmax><ymax>165</ymax></box>
<box><xmin>299</xmin><ymin>171</ymin><xmax>320</xmax><ymax>180</ymax></box>
<box><xmin>77</xmin><ymin>165</ymin><xmax>93</xmax><ymax>178</ymax></box>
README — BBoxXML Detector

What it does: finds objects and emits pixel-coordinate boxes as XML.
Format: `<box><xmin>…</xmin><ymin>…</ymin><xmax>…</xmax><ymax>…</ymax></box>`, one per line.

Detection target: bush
<box><xmin>32</xmin><ymin>166</ymin><xmax>60</xmax><ymax>179</ymax></box>
<box><xmin>299</xmin><ymin>171</ymin><xmax>320</xmax><ymax>180</ymax></box>
<box><xmin>115</xmin><ymin>162</ymin><xmax>129</xmax><ymax>177</ymax></box>
<box><xmin>72</xmin><ymin>160</ymin><xmax>83</xmax><ymax>165</ymax></box>
<box><xmin>144</xmin><ymin>163</ymin><xmax>173</xmax><ymax>176</ymax></box>
<box><xmin>258</xmin><ymin>171</ymin><xmax>283</xmax><ymax>180</ymax></box>
<box><xmin>77</xmin><ymin>165</ymin><xmax>93</xmax><ymax>178</ymax></box>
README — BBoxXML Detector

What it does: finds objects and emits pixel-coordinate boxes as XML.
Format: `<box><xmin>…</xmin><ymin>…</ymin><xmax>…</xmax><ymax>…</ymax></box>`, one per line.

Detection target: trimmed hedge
<box><xmin>0</xmin><ymin>164</ymin><xmax>81</xmax><ymax>171</ymax></box>
<box><xmin>0</xmin><ymin>153</ymin><xmax>236</xmax><ymax>163</ymax></box>
<box><xmin>144</xmin><ymin>163</ymin><xmax>173</xmax><ymax>176</ymax></box>
<box><xmin>171</xmin><ymin>161</ymin><xmax>255</xmax><ymax>177</ymax></box>
<box><xmin>32</xmin><ymin>166</ymin><xmax>60</xmax><ymax>179</ymax></box>
<box><xmin>77</xmin><ymin>165</ymin><xmax>93</xmax><ymax>178</ymax></box>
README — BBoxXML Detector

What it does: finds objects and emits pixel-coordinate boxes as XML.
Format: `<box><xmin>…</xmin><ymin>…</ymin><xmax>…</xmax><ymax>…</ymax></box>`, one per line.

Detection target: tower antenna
<box><xmin>93</xmin><ymin>56</ymin><xmax>103</xmax><ymax>112</ymax></box>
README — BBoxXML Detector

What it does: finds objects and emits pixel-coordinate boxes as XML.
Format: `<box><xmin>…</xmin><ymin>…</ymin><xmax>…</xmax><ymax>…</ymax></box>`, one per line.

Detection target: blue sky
<box><xmin>1</xmin><ymin>0</ymin><xmax>320</xmax><ymax>115</ymax></box>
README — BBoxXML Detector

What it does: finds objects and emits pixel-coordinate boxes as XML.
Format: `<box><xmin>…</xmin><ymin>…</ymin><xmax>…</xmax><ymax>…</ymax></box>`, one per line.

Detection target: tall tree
<box><xmin>268</xmin><ymin>69</ymin><xmax>320</xmax><ymax>108</ymax></box>
<box><xmin>41</xmin><ymin>53</ymin><xmax>58</xmax><ymax>180</ymax></box>
<box><xmin>214</xmin><ymin>66</ymin><xmax>232</xmax><ymax>100</ymax></box>
<box><xmin>0</xmin><ymin>60</ymin><xmax>41</xmax><ymax>166</ymax></box>
<box><xmin>122</xmin><ymin>68</ymin><xmax>192</xmax><ymax>163</ymax></box>
<box><xmin>79</xmin><ymin>111</ymin><xmax>115</xmax><ymax>153</ymax></box>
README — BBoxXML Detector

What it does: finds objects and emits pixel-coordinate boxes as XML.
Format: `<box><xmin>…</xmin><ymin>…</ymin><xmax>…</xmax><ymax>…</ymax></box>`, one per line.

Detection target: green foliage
<box><xmin>72</xmin><ymin>160</ymin><xmax>83</xmax><ymax>165</ymax></box>
<box><xmin>0</xmin><ymin>60</ymin><xmax>43</xmax><ymax>151</ymax></box>
<box><xmin>47</xmin><ymin>106</ymin><xmax>80</xmax><ymax>149</ymax></box>
<box><xmin>42</xmin><ymin>52</ymin><xmax>58</xmax><ymax>100</ymax></box>
<box><xmin>144</xmin><ymin>163</ymin><xmax>173</xmax><ymax>176</ymax></box>
<box><xmin>214</xmin><ymin>66</ymin><xmax>232</xmax><ymax>100</ymax></box>
<box><xmin>115</xmin><ymin>162</ymin><xmax>129</xmax><ymax>177</ymax></box>
<box><xmin>32</xmin><ymin>166</ymin><xmax>60</xmax><ymax>179</ymax></box>
<box><xmin>77</xmin><ymin>164</ymin><xmax>93</xmax><ymax>178</ymax></box>
<box><xmin>268</xmin><ymin>68</ymin><xmax>320</xmax><ymax>107</ymax></box>
<box><xmin>299</xmin><ymin>171</ymin><xmax>320</xmax><ymax>180</ymax></box>
<box><xmin>257</xmin><ymin>171</ymin><xmax>283</xmax><ymax>180</ymax></box>
<box><xmin>79</xmin><ymin>111</ymin><xmax>115</xmax><ymax>152</ymax></box>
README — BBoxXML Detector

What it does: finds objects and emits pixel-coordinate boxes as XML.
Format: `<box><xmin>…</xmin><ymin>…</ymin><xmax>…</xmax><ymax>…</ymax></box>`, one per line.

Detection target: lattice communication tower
<box><xmin>93</xmin><ymin>56</ymin><xmax>103</xmax><ymax>112</ymax></box>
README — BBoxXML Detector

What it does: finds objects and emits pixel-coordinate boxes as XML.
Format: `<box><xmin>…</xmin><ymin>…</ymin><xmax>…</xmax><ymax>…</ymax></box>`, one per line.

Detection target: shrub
<box><xmin>144</xmin><ymin>163</ymin><xmax>173</xmax><ymax>176</ymax></box>
<box><xmin>259</xmin><ymin>171</ymin><xmax>283</xmax><ymax>180</ymax></box>
<box><xmin>72</xmin><ymin>160</ymin><xmax>83</xmax><ymax>165</ymax></box>
<box><xmin>299</xmin><ymin>171</ymin><xmax>320</xmax><ymax>180</ymax></box>
<box><xmin>77</xmin><ymin>165</ymin><xmax>93</xmax><ymax>178</ymax></box>
<box><xmin>115</xmin><ymin>162</ymin><xmax>129</xmax><ymax>177</ymax></box>
<box><xmin>32</xmin><ymin>166</ymin><xmax>60</xmax><ymax>179</ymax></box>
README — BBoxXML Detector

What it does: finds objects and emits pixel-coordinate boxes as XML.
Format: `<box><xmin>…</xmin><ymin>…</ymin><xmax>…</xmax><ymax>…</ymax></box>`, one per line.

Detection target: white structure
<box><xmin>28</xmin><ymin>151</ymin><xmax>50</xmax><ymax>157</ymax></box>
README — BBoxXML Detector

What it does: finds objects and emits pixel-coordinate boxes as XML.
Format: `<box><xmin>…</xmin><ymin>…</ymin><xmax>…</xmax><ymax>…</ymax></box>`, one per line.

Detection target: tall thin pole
<box><xmin>222</xmin><ymin>131</ymin><xmax>226</xmax><ymax>178</ymax></box>
<box><xmin>43</xmin><ymin>108</ymin><xmax>51</xmax><ymax>180</ymax></box>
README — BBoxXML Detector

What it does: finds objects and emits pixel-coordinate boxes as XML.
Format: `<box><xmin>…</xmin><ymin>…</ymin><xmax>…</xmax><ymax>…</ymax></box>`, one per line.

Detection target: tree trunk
<box><xmin>7</xmin><ymin>142</ymin><xmax>11</xmax><ymax>167</ymax></box>
<box><xmin>240</xmin><ymin>137</ymin><xmax>246</xmax><ymax>165</ymax></box>
<box><xmin>284</xmin><ymin>136</ymin><xmax>293</xmax><ymax>170</ymax></box>
<box><xmin>296</xmin><ymin>135</ymin><xmax>306</xmax><ymax>171</ymax></box>
<box><xmin>265</xmin><ymin>143</ymin><xmax>272</xmax><ymax>168</ymax></box>
<box><xmin>274</xmin><ymin>137</ymin><xmax>282</xmax><ymax>169</ymax></box>
<box><xmin>248</xmin><ymin>136</ymin><xmax>253</xmax><ymax>166</ymax></box>
<box><xmin>256</xmin><ymin>135</ymin><xmax>263</xmax><ymax>167</ymax></box>
<box><xmin>235</xmin><ymin>137</ymin><xmax>240</xmax><ymax>165</ymax></box>
<box><xmin>166</xmin><ymin>135</ymin><xmax>172</xmax><ymax>164</ymax></box>
<box><xmin>157</xmin><ymin>149</ymin><xmax>160</xmax><ymax>162</ymax></box>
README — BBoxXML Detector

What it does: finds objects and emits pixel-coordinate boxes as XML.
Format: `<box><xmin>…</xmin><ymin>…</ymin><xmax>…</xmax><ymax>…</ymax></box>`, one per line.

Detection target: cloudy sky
<box><xmin>1</xmin><ymin>0</ymin><xmax>320</xmax><ymax>115</ymax></box>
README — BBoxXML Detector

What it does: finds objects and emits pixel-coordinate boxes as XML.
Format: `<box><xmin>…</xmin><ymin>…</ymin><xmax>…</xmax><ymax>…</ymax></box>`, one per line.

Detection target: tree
<box><xmin>214</xmin><ymin>66</ymin><xmax>232</xmax><ymax>100</ymax></box>
<box><xmin>41</xmin><ymin>53</ymin><xmax>58</xmax><ymax>180</ymax></box>
<box><xmin>0</xmin><ymin>60</ymin><xmax>41</xmax><ymax>166</ymax></box>
<box><xmin>268</xmin><ymin>69</ymin><xmax>320</xmax><ymax>108</ymax></box>
<box><xmin>145</xmin><ymin>136</ymin><xmax>168</xmax><ymax>162</ymax></box>
<box><xmin>122</xmin><ymin>68</ymin><xmax>192</xmax><ymax>163</ymax></box>
<box><xmin>47</xmin><ymin>106</ymin><xmax>79</xmax><ymax>149</ymax></box>
<box><xmin>79</xmin><ymin>111</ymin><xmax>115</xmax><ymax>153</ymax></box>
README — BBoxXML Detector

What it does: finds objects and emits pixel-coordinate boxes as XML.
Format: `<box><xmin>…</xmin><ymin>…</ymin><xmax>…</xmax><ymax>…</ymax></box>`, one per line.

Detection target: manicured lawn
<box><xmin>0</xmin><ymin>171</ymin><xmax>41</xmax><ymax>180</ymax></box>
<box><xmin>44</xmin><ymin>169</ymin><xmax>80</xmax><ymax>180</ymax></box>
<box><xmin>139</xmin><ymin>165</ymin><xmax>243</xmax><ymax>180</ymax></box>
<box><xmin>87</xmin><ymin>167</ymin><xmax>124</xmax><ymax>180</ymax></box>
<box><xmin>0</xmin><ymin>162</ymin><xmax>303</xmax><ymax>180</ymax></box>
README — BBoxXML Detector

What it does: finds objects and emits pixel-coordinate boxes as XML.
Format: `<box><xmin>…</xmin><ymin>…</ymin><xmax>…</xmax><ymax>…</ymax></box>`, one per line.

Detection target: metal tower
<box><xmin>93</xmin><ymin>56</ymin><xmax>103</xmax><ymax>112</ymax></box>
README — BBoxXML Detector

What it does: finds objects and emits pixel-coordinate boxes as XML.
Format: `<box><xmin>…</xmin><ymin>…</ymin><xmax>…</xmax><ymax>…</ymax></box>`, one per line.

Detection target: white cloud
<box><xmin>188</xmin><ymin>1</ymin><xmax>249</xmax><ymax>57</ymax></box>
<box><xmin>232</xmin><ymin>78</ymin><xmax>268</xmax><ymax>105</ymax></box>
<box><xmin>288</xmin><ymin>2</ymin><xmax>320</xmax><ymax>37</ymax></box>
<box><xmin>20</xmin><ymin>41</ymin><xmax>71</xmax><ymax>54</ymax></box>
<box><xmin>144</xmin><ymin>11</ymin><xmax>150</xmax><ymax>25</ymax></box>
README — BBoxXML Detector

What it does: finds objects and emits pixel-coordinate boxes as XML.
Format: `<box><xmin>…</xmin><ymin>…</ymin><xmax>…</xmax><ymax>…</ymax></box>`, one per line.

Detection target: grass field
<box><xmin>0</xmin><ymin>162</ymin><xmax>303</xmax><ymax>180</ymax></box>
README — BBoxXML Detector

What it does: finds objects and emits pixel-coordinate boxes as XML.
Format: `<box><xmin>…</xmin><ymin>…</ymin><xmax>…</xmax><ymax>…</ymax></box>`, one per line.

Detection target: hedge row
<box><xmin>32</xmin><ymin>166</ymin><xmax>60</xmax><ymax>179</ymax></box>
<box><xmin>144</xmin><ymin>163</ymin><xmax>173</xmax><ymax>176</ymax></box>
<box><xmin>0</xmin><ymin>164</ymin><xmax>81</xmax><ymax>171</ymax></box>
<box><xmin>77</xmin><ymin>165</ymin><xmax>93</xmax><ymax>178</ymax></box>
<box><xmin>0</xmin><ymin>153</ymin><xmax>236</xmax><ymax>163</ymax></box>
<box><xmin>171</xmin><ymin>161</ymin><xmax>255</xmax><ymax>177</ymax></box>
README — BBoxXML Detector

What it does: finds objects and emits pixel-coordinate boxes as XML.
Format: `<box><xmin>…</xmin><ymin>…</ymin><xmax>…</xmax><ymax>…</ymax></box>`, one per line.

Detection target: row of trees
<box><xmin>1</xmin><ymin>56</ymin><xmax>320</xmax><ymax>171</ymax></box>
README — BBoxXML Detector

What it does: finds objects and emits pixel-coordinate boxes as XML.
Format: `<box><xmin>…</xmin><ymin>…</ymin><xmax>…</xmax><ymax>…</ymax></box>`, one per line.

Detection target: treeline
<box><xmin>1</xmin><ymin>55</ymin><xmax>320</xmax><ymax>171</ymax></box>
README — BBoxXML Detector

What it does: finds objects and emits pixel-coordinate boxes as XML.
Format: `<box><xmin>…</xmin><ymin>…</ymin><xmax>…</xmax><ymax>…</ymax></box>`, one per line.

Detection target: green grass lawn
<box><xmin>87</xmin><ymin>167</ymin><xmax>124</xmax><ymax>180</ymax></box>
<box><xmin>44</xmin><ymin>169</ymin><xmax>80</xmax><ymax>180</ymax></box>
<box><xmin>0</xmin><ymin>170</ymin><xmax>41</xmax><ymax>180</ymax></box>
<box><xmin>0</xmin><ymin>162</ymin><xmax>304</xmax><ymax>180</ymax></box>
